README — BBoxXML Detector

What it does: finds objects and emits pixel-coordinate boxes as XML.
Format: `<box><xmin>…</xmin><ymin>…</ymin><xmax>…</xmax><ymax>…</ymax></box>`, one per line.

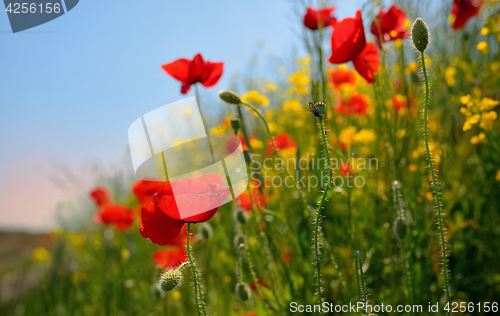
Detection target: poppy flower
<box><xmin>332</xmin><ymin>140</ymin><xmax>349</xmax><ymax>151</ymax></box>
<box><xmin>266</xmin><ymin>133</ymin><xmax>297</xmax><ymax>155</ymax></box>
<box><xmin>90</xmin><ymin>187</ymin><xmax>112</xmax><ymax>207</ymax></box>
<box><xmin>328</xmin><ymin>66</ymin><xmax>356</xmax><ymax>92</ymax></box>
<box><xmin>328</xmin><ymin>10</ymin><xmax>380</xmax><ymax>83</ymax></box>
<box><xmin>282</xmin><ymin>248</ymin><xmax>292</xmax><ymax>263</ymax></box>
<box><xmin>153</xmin><ymin>248</ymin><xmax>187</xmax><ymax>269</ymax></box>
<box><xmin>303</xmin><ymin>6</ymin><xmax>337</xmax><ymax>31</ymax></box>
<box><xmin>132</xmin><ymin>179</ymin><xmax>167</xmax><ymax>204</ymax></box>
<box><xmin>226</xmin><ymin>135</ymin><xmax>247</xmax><ymax>153</ymax></box>
<box><xmin>451</xmin><ymin>0</ymin><xmax>482</xmax><ymax>30</ymax></box>
<box><xmin>162</xmin><ymin>53</ymin><xmax>224</xmax><ymax>94</ymax></box>
<box><xmin>392</xmin><ymin>94</ymin><xmax>407</xmax><ymax>112</ymax></box>
<box><xmin>236</xmin><ymin>181</ymin><xmax>269</xmax><ymax>212</ymax></box>
<box><xmin>94</xmin><ymin>204</ymin><xmax>136</xmax><ymax>230</ymax></box>
<box><xmin>140</xmin><ymin>179</ymin><xmax>231</xmax><ymax>246</ymax></box>
<box><xmin>333</xmin><ymin>94</ymin><xmax>369</xmax><ymax>116</ymax></box>
<box><xmin>370</xmin><ymin>5</ymin><xmax>409</xmax><ymax>47</ymax></box>
<box><xmin>341</xmin><ymin>162</ymin><xmax>351</xmax><ymax>177</ymax></box>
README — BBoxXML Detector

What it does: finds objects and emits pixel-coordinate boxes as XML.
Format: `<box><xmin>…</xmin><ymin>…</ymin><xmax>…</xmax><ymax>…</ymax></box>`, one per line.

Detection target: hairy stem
<box><xmin>420</xmin><ymin>51</ymin><xmax>451</xmax><ymax>307</ymax></box>
<box><xmin>187</xmin><ymin>223</ymin><xmax>207</xmax><ymax>316</ymax></box>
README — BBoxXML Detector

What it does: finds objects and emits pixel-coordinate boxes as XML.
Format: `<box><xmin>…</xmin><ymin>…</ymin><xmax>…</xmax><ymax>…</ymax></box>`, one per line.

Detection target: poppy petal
<box><xmin>200</xmin><ymin>62</ymin><xmax>224</xmax><ymax>88</ymax></box>
<box><xmin>161</xmin><ymin>58</ymin><xmax>191</xmax><ymax>83</ymax></box>
<box><xmin>352</xmin><ymin>42</ymin><xmax>380</xmax><ymax>83</ymax></box>
<box><xmin>328</xmin><ymin>10</ymin><xmax>366</xmax><ymax>64</ymax></box>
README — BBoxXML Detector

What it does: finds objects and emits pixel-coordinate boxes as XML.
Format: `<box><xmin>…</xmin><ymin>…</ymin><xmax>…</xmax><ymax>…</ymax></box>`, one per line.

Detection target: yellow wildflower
<box><xmin>282</xmin><ymin>100</ymin><xmax>304</xmax><ymax>113</ymax></box>
<box><xmin>470</xmin><ymin>132</ymin><xmax>486</xmax><ymax>144</ymax></box>
<box><xmin>33</xmin><ymin>247</ymin><xmax>50</xmax><ymax>262</ymax></box>
<box><xmin>479</xmin><ymin>111</ymin><xmax>498</xmax><ymax>130</ymax></box>
<box><xmin>477</xmin><ymin>41</ymin><xmax>489</xmax><ymax>55</ymax></box>
<box><xmin>394</xmin><ymin>38</ymin><xmax>403</xmax><ymax>48</ymax></box>
<box><xmin>339</xmin><ymin>127</ymin><xmax>357</xmax><ymax>144</ymax></box>
<box><xmin>353</xmin><ymin>129</ymin><xmax>376</xmax><ymax>144</ymax></box>
<box><xmin>481</xmin><ymin>27</ymin><xmax>490</xmax><ymax>35</ymax></box>
<box><xmin>409</xmin><ymin>164</ymin><xmax>418</xmax><ymax>172</ymax></box>
<box><xmin>249</xmin><ymin>138</ymin><xmax>263</xmax><ymax>149</ymax></box>
<box><xmin>264</xmin><ymin>82</ymin><xmax>278</xmax><ymax>91</ymax></box>
<box><xmin>445</xmin><ymin>67</ymin><xmax>456</xmax><ymax>87</ymax></box>
<box><xmin>242</xmin><ymin>90</ymin><xmax>269</xmax><ymax>106</ymax></box>
<box><xmin>496</xmin><ymin>170</ymin><xmax>500</xmax><ymax>181</ymax></box>
<box><xmin>289</xmin><ymin>70</ymin><xmax>311</xmax><ymax>95</ymax></box>
<box><xmin>396</xmin><ymin>129</ymin><xmax>406</xmax><ymax>139</ymax></box>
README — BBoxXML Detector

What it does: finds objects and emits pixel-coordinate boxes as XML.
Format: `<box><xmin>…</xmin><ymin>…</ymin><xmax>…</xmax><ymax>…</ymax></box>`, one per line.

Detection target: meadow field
<box><xmin>1</xmin><ymin>0</ymin><xmax>500</xmax><ymax>315</ymax></box>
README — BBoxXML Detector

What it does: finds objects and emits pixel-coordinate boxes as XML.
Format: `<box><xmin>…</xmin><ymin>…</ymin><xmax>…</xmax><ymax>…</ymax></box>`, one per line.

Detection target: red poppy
<box><xmin>153</xmin><ymin>248</ymin><xmax>187</xmax><ymax>269</ymax></box>
<box><xmin>140</xmin><ymin>179</ymin><xmax>231</xmax><ymax>246</ymax></box>
<box><xmin>333</xmin><ymin>94</ymin><xmax>369</xmax><ymax>116</ymax></box>
<box><xmin>94</xmin><ymin>204</ymin><xmax>136</xmax><ymax>230</ymax></box>
<box><xmin>249</xmin><ymin>278</ymin><xmax>269</xmax><ymax>291</ymax></box>
<box><xmin>451</xmin><ymin>0</ymin><xmax>482</xmax><ymax>30</ymax></box>
<box><xmin>328</xmin><ymin>10</ymin><xmax>380</xmax><ymax>84</ymax></box>
<box><xmin>90</xmin><ymin>187</ymin><xmax>112</xmax><ymax>207</ymax></box>
<box><xmin>132</xmin><ymin>179</ymin><xmax>167</xmax><ymax>204</ymax></box>
<box><xmin>332</xmin><ymin>140</ymin><xmax>349</xmax><ymax>151</ymax></box>
<box><xmin>236</xmin><ymin>181</ymin><xmax>269</xmax><ymax>212</ymax></box>
<box><xmin>266</xmin><ymin>133</ymin><xmax>297</xmax><ymax>155</ymax></box>
<box><xmin>226</xmin><ymin>135</ymin><xmax>247</xmax><ymax>153</ymax></box>
<box><xmin>370</xmin><ymin>5</ymin><xmax>409</xmax><ymax>47</ymax></box>
<box><xmin>329</xmin><ymin>67</ymin><xmax>356</xmax><ymax>92</ymax></box>
<box><xmin>392</xmin><ymin>95</ymin><xmax>406</xmax><ymax>112</ymax></box>
<box><xmin>341</xmin><ymin>162</ymin><xmax>351</xmax><ymax>178</ymax></box>
<box><xmin>162</xmin><ymin>53</ymin><xmax>224</xmax><ymax>94</ymax></box>
<box><xmin>282</xmin><ymin>248</ymin><xmax>292</xmax><ymax>263</ymax></box>
<box><xmin>303</xmin><ymin>6</ymin><xmax>337</xmax><ymax>31</ymax></box>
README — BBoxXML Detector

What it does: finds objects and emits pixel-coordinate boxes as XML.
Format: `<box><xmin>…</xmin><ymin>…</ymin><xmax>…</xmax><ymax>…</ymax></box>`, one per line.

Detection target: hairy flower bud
<box><xmin>235</xmin><ymin>282</ymin><xmax>251</xmax><ymax>301</ymax></box>
<box><xmin>235</xmin><ymin>210</ymin><xmax>249</xmax><ymax>225</ymax></box>
<box><xmin>411</xmin><ymin>18</ymin><xmax>429</xmax><ymax>52</ymax></box>
<box><xmin>233</xmin><ymin>234</ymin><xmax>247</xmax><ymax>249</ymax></box>
<box><xmin>199</xmin><ymin>222</ymin><xmax>213</xmax><ymax>241</ymax></box>
<box><xmin>308</xmin><ymin>101</ymin><xmax>327</xmax><ymax>121</ymax></box>
<box><xmin>393</xmin><ymin>218</ymin><xmax>407</xmax><ymax>240</ymax></box>
<box><xmin>219</xmin><ymin>89</ymin><xmax>242</xmax><ymax>105</ymax></box>
<box><xmin>159</xmin><ymin>267</ymin><xmax>183</xmax><ymax>293</ymax></box>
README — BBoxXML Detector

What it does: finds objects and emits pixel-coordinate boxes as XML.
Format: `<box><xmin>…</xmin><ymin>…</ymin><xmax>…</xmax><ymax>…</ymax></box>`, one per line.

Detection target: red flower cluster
<box><xmin>132</xmin><ymin>179</ymin><xmax>166</xmax><ymax>204</ymax></box>
<box><xmin>90</xmin><ymin>187</ymin><xmax>136</xmax><ymax>230</ymax></box>
<box><xmin>328</xmin><ymin>10</ymin><xmax>380</xmax><ymax>83</ymax></box>
<box><xmin>140</xmin><ymin>179</ymin><xmax>230</xmax><ymax>246</ymax></box>
<box><xmin>303</xmin><ymin>6</ymin><xmax>337</xmax><ymax>30</ymax></box>
<box><xmin>370</xmin><ymin>5</ymin><xmax>409</xmax><ymax>47</ymax></box>
<box><xmin>451</xmin><ymin>0</ymin><xmax>482</xmax><ymax>30</ymax></box>
<box><xmin>333</xmin><ymin>93</ymin><xmax>369</xmax><ymax>116</ymax></box>
<box><xmin>162</xmin><ymin>53</ymin><xmax>223</xmax><ymax>94</ymax></box>
<box><xmin>266</xmin><ymin>133</ymin><xmax>297</xmax><ymax>155</ymax></box>
<box><xmin>328</xmin><ymin>67</ymin><xmax>356</xmax><ymax>92</ymax></box>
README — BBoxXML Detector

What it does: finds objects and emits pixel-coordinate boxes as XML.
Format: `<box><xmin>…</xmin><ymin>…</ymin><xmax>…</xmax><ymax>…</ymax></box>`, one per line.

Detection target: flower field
<box><xmin>2</xmin><ymin>1</ymin><xmax>500</xmax><ymax>315</ymax></box>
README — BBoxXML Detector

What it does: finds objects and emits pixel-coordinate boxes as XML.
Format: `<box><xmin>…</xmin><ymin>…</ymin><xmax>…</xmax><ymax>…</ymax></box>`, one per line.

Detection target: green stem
<box><xmin>194</xmin><ymin>84</ymin><xmax>215</xmax><ymax>164</ymax></box>
<box><xmin>241</xmin><ymin>101</ymin><xmax>309</xmax><ymax>213</ymax></box>
<box><xmin>314</xmin><ymin>119</ymin><xmax>333</xmax><ymax>302</ymax></box>
<box><xmin>187</xmin><ymin>223</ymin><xmax>206</xmax><ymax>316</ymax></box>
<box><xmin>420</xmin><ymin>51</ymin><xmax>451</xmax><ymax>307</ymax></box>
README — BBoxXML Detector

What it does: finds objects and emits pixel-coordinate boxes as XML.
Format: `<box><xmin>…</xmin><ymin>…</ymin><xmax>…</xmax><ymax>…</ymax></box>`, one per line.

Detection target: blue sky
<box><xmin>0</xmin><ymin>1</ymin><xmax>362</xmax><ymax>231</ymax></box>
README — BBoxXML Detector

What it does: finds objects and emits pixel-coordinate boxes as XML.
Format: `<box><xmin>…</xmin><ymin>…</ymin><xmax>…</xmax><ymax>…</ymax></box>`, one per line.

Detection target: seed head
<box><xmin>219</xmin><ymin>89</ymin><xmax>242</xmax><ymax>105</ymax></box>
<box><xmin>158</xmin><ymin>267</ymin><xmax>184</xmax><ymax>293</ymax></box>
<box><xmin>235</xmin><ymin>210</ymin><xmax>249</xmax><ymax>225</ymax></box>
<box><xmin>308</xmin><ymin>101</ymin><xmax>327</xmax><ymax>121</ymax></box>
<box><xmin>235</xmin><ymin>282</ymin><xmax>251</xmax><ymax>301</ymax></box>
<box><xmin>230</xmin><ymin>119</ymin><xmax>241</xmax><ymax>134</ymax></box>
<box><xmin>411</xmin><ymin>18</ymin><xmax>429</xmax><ymax>52</ymax></box>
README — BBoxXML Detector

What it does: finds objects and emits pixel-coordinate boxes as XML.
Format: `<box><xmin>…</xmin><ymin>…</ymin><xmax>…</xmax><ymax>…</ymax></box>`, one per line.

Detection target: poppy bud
<box><xmin>411</xmin><ymin>18</ymin><xmax>429</xmax><ymax>52</ymax></box>
<box><xmin>235</xmin><ymin>282</ymin><xmax>251</xmax><ymax>301</ymax></box>
<box><xmin>159</xmin><ymin>267</ymin><xmax>184</xmax><ymax>293</ymax></box>
<box><xmin>393</xmin><ymin>218</ymin><xmax>407</xmax><ymax>240</ymax></box>
<box><xmin>219</xmin><ymin>89</ymin><xmax>242</xmax><ymax>105</ymax></box>
<box><xmin>231</xmin><ymin>119</ymin><xmax>241</xmax><ymax>135</ymax></box>
<box><xmin>235</xmin><ymin>210</ymin><xmax>249</xmax><ymax>225</ymax></box>
<box><xmin>199</xmin><ymin>223</ymin><xmax>213</xmax><ymax>241</ymax></box>
<box><xmin>233</xmin><ymin>234</ymin><xmax>247</xmax><ymax>249</ymax></box>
